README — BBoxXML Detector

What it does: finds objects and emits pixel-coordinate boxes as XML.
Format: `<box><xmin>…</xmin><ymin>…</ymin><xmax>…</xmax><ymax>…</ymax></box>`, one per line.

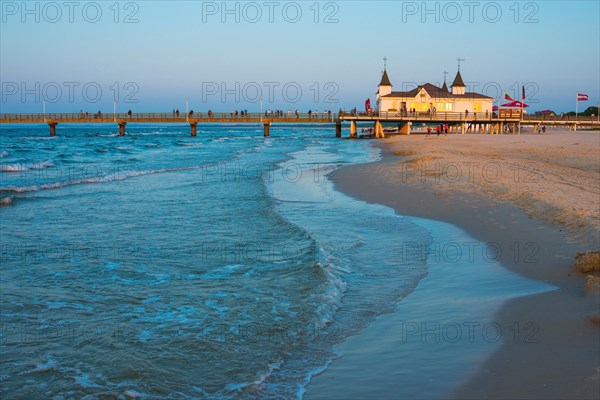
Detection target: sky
<box><xmin>1</xmin><ymin>0</ymin><xmax>598</xmax><ymax>113</ymax></box>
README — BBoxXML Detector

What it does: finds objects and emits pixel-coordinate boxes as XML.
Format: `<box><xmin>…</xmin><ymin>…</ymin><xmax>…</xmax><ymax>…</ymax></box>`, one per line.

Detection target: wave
<box><xmin>0</xmin><ymin>195</ymin><xmax>14</xmax><ymax>205</ymax></box>
<box><xmin>0</xmin><ymin>150</ymin><xmax>8</xmax><ymax>158</ymax></box>
<box><xmin>0</xmin><ymin>165</ymin><xmax>195</xmax><ymax>194</ymax></box>
<box><xmin>226</xmin><ymin>359</ymin><xmax>282</xmax><ymax>393</ymax></box>
<box><xmin>176</xmin><ymin>142</ymin><xmax>203</xmax><ymax>147</ymax></box>
<box><xmin>0</xmin><ymin>160</ymin><xmax>54</xmax><ymax>172</ymax></box>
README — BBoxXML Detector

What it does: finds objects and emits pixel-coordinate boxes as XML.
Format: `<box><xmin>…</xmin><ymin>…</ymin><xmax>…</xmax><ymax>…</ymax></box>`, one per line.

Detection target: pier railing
<box><xmin>340</xmin><ymin>111</ymin><xmax>599</xmax><ymax>123</ymax></box>
<box><xmin>2</xmin><ymin>112</ymin><xmax>598</xmax><ymax>124</ymax></box>
<box><xmin>0</xmin><ymin>112</ymin><xmax>334</xmax><ymax>123</ymax></box>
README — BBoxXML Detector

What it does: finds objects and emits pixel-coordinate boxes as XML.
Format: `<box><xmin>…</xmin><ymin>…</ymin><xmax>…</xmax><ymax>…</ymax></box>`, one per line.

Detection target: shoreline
<box><xmin>307</xmin><ymin>130</ymin><xmax>599</xmax><ymax>399</ymax></box>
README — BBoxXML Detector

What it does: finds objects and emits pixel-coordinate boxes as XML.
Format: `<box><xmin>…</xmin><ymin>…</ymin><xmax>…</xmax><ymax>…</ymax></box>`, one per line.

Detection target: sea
<box><xmin>0</xmin><ymin>123</ymin><xmax>552</xmax><ymax>399</ymax></box>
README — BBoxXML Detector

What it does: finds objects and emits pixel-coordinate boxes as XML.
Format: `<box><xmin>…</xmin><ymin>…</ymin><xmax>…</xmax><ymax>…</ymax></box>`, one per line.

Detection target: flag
<box><xmin>365</xmin><ymin>98</ymin><xmax>371</xmax><ymax>112</ymax></box>
<box><xmin>522</xmin><ymin>85</ymin><xmax>526</xmax><ymax>101</ymax></box>
<box><xmin>504</xmin><ymin>91</ymin><xmax>514</xmax><ymax>101</ymax></box>
<box><xmin>577</xmin><ymin>93</ymin><xmax>589</xmax><ymax>101</ymax></box>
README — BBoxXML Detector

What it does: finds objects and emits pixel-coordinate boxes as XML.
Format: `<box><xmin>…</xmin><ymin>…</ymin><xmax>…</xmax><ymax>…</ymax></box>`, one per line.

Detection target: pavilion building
<box><xmin>376</xmin><ymin>69</ymin><xmax>493</xmax><ymax>115</ymax></box>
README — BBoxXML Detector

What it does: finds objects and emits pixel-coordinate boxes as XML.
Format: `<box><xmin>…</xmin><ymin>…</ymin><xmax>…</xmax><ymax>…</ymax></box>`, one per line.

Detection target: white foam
<box><xmin>0</xmin><ymin>195</ymin><xmax>14</xmax><ymax>205</ymax></box>
<box><xmin>30</xmin><ymin>359</ymin><xmax>58</xmax><ymax>373</ymax></box>
<box><xmin>0</xmin><ymin>166</ymin><xmax>189</xmax><ymax>193</ymax></box>
<box><xmin>226</xmin><ymin>359</ymin><xmax>283</xmax><ymax>393</ymax></box>
<box><xmin>0</xmin><ymin>160</ymin><xmax>54</xmax><ymax>172</ymax></box>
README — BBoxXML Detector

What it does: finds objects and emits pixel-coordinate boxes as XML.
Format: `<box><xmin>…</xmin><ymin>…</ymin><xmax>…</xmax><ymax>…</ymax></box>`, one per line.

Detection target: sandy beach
<box><xmin>307</xmin><ymin>128</ymin><xmax>599</xmax><ymax>399</ymax></box>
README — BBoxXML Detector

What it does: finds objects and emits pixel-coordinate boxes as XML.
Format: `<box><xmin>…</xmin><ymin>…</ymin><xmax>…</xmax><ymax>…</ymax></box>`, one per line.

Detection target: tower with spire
<box><xmin>378</xmin><ymin>57</ymin><xmax>393</xmax><ymax>98</ymax></box>
<box><xmin>452</xmin><ymin>57</ymin><xmax>466</xmax><ymax>95</ymax></box>
<box><xmin>441</xmin><ymin>70</ymin><xmax>449</xmax><ymax>92</ymax></box>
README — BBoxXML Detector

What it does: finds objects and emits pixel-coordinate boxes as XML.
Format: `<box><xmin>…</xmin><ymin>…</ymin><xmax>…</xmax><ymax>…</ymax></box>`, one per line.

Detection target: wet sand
<box><xmin>306</xmin><ymin>129</ymin><xmax>600</xmax><ymax>399</ymax></box>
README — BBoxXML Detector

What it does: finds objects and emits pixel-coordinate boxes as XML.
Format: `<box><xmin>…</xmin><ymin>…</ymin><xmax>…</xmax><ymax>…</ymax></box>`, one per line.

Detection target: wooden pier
<box><xmin>340</xmin><ymin>112</ymin><xmax>600</xmax><ymax>137</ymax></box>
<box><xmin>0</xmin><ymin>112</ymin><xmax>333</xmax><ymax>137</ymax></box>
<box><xmin>1</xmin><ymin>111</ymin><xmax>598</xmax><ymax>137</ymax></box>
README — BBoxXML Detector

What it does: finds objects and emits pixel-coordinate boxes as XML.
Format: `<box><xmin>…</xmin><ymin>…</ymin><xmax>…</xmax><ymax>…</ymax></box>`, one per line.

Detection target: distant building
<box><xmin>376</xmin><ymin>69</ymin><xmax>493</xmax><ymax>115</ymax></box>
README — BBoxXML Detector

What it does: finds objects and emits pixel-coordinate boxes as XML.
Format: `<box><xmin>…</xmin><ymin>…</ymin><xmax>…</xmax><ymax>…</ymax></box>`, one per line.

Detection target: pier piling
<box><xmin>190</xmin><ymin>122</ymin><xmax>198</xmax><ymax>137</ymax></box>
<box><xmin>398</xmin><ymin>122</ymin><xmax>410</xmax><ymax>135</ymax></box>
<box><xmin>335</xmin><ymin>120</ymin><xmax>342</xmax><ymax>137</ymax></box>
<box><xmin>263</xmin><ymin>122</ymin><xmax>270</xmax><ymax>137</ymax></box>
<box><xmin>118</xmin><ymin>121</ymin><xmax>127</xmax><ymax>136</ymax></box>
<box><xmin>48</xmin><ymin>121</ymin><xmax>58</xmax><ymax>136</ymax></box>
<box><xmin>375</xmin><ymin>121</ymin><xmax>384</xmax><ymax>138</ymax></box>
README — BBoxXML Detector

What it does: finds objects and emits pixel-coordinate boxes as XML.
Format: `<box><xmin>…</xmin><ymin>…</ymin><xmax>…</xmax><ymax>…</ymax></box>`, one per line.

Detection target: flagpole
<box><xmin>519</xmin><ymin>84</ymin><xmax>523</xmax><ymax>135</ymax></box>
<box><xmin>575</xmin><ymin>93</ymin><xmax>578</xmax><ymax>132</ymax></box>
<box><xmin>517</xmin><ymin>86</ymin><xmax>523</xmax><ymax>135</ymax></box>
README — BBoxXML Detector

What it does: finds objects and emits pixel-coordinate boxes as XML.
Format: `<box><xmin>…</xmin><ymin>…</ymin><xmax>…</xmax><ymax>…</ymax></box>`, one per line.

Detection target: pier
<box><xmin>340</xmin><ymin>112</ymin><xmax>600</xmax><ymax>137</ymax></box>
<box><xmin>1</xmin><ymin>112</ymin><xmax>598</xmax><ymax>137</ymax></box>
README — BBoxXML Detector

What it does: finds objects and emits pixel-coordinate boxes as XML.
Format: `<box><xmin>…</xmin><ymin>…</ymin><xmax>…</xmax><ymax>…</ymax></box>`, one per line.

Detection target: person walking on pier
<box><xmin>128</xmin><ymin>110</ymin><xmax>132</xmax><ymax>118</ymax></box>
<box><xmin>176</xmin><ymin>109</ymin><xmax>180</xmax><ymax>118</ymax></box>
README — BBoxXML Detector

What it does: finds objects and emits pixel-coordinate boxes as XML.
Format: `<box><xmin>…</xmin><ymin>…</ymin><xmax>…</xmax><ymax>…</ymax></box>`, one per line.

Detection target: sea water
<box><xmin>0</xmin><ymin>123</ymin><xmax>551</xmax><ymax>399</ymax></box>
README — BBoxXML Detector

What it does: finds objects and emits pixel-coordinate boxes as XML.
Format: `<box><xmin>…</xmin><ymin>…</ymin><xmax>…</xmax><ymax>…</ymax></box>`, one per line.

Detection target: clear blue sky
<box><xmin>1</xmin><ymin>0</ymin><xmax>598</xmax><ymax>113</ymax></box>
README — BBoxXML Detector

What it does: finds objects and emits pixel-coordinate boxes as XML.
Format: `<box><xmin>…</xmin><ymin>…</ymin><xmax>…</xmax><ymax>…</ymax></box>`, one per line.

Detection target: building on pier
<box><xmin>376</xmin><ymin>68</ymin><xmax>493</xmax><ymax>115</ymax></box>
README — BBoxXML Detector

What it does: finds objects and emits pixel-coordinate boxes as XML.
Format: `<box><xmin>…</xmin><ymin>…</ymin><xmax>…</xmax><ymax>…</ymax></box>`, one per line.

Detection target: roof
<box><xmin>381</xmin><ymin>83</ymin><xmax>493</xmax><ymax>100</ymax></box>
<box><xmin>441</xmin><ymin>81</ymin><xmax>448</xmax><ymax>92</ymax></box>
<box><xmin>452</xmin><ymin>71</ymin><xmax>465</xmax><ymax>87</ymax></box>
<box><xmin>379</xmin><ymin>69</ymin><xmax>392</xmax><ymax>86</ymax></box>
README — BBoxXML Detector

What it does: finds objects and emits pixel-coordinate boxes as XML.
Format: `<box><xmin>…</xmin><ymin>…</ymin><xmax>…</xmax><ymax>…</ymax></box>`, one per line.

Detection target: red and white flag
<box><xmin>577</xmin><ymin>93</ymin><xmax>589</xmax><ymax>101</ymax></box>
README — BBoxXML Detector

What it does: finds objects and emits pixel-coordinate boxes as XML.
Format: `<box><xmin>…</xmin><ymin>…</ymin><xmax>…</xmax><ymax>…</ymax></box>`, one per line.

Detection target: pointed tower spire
<box><xmin>451</xmin><ymin>70</ymin><xmax>466</xmax><ymax>95</ymax></box>
<box><xmin>452</xmin><ymin>70</ymin><xmax>465</xmax><ymax>87</ymax></box>
<box><xmin>379</xmin><ymin>69</ymin><xmax>392</xmax><ymax>86</ymax></box>
<box><xmin>452</xmin><ymin>58</ymin><xmax>466</xmax><ymax>95</ymax></box>
<box><xmin>441</xmin><ymin>70</ymin><xmax>449</xmax><ymax>92</ymax></box>
<box><xmin>377</xmin><ymin>57</ymin><xmax>392</xmax><ymax>98</ymax></box>
<box><xmin>379</xmin><ymin>57</ymin><xmax>392</xmax><ymax>86</ymax></box>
